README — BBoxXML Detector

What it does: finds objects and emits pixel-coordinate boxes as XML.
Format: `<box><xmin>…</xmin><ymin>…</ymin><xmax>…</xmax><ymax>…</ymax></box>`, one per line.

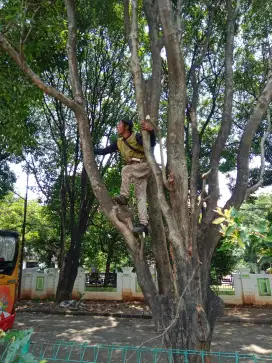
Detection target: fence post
<box><xmin>116</xmin><ymin>271</ymin><xmax>123</xmax><ymax>294</ymax></box>
<box><xmin>20</xmin><ymin>269</ymin><xmax>32</xmax><ymax>300</ymax></box>
<box><xmin>233</xmin><ymin>273</ymin><xmax>243</xmax><ymax>304</ymax></box>
<box><xmin>121</xmin><ymin>267</ymin><xmax>134</xmax><ymax>300</ymax></box>
<box><xmin>47</xmin><ymin>268</ymin><xmax>59</xmax><ymax>299</ymax></box>
<box><xmin>77</xmin><ymin>267</ymin><xmax>86</xmax><ymax>296</ymax></box>
<box><xmin>72</xmin><ymin>267</ymin><xmax>85</xmax><ymax>299</ymax></box>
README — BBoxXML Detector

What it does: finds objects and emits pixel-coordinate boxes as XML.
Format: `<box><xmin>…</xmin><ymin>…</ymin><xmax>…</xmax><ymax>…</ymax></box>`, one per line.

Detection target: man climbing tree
<box><xmin>94</xmin><ymin>117</ymin><xmax>155</xmax><ymax>234</ymax></box>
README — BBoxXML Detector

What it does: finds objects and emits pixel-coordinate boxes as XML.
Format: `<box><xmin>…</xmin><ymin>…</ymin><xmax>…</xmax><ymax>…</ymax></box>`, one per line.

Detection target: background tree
<box><xmin>0</xmin><ymin>59</ymin><xmax>38</xmax><ymax>199</ymax></box>
<box><xmin>0</xmin><ymin>193</ymin><xmax>57</xmax><ymax>264</ymax></box>
<box><xmin>239</xmin><ymin>194</ymin><xmax>272</xmax><ymax>271</ymax></box>
<box><xmin>0</xmin><ymin>159</ymin><xmax>16</xmax><ymax>199</ymax></box>
<box><xmin>13</xmin><ymin>9</ymin><xmax>133</xmax><ymax>301</ymax></box>
<box><xmin>210</xmin><ymin>238</ymin><xmax>241</xmax><ymax>283</ymax></box>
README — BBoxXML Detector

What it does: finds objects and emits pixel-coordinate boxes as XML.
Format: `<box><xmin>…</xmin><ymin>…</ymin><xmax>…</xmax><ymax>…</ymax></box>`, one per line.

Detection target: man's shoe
<box><xmin>113</xmin><ymin>195</ymin><xmax>129</xmax><ymax>205</ymax></box>
<box><xmin>133</xmin><ymin>223</ymin><xmax>148</xmax><ymax>234</ymax></box>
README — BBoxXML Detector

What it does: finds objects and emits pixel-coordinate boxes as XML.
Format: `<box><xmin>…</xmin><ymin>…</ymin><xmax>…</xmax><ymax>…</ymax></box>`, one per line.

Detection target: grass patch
<box><xmin>85</xmin><ymin>286</ymin><xmax>117</xmax><ymax>292</ymax></box>
<box><xmin>211</xmin><ymin>285</ymin><xmax>235</xmax><ymax>296</ymax></box>
<box><xmin>218</xmin><ymin>290</ymin><xmax>235</xmax><ymax>295</ymax></box>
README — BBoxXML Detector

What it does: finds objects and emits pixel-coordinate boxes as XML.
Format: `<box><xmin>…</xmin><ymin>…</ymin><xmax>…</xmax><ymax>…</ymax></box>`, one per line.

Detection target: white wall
<box><xmin>20</xmin><ymin>267</ymin><xmax>272</xmax><ymax>305</ymax></box>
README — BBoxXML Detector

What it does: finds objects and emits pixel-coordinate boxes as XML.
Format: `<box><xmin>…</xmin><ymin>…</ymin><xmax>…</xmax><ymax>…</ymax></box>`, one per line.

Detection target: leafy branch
<box><xmin>213</xmin><ymin>207</ymin><xmax>272</xmax><ymax>249</ymax></box>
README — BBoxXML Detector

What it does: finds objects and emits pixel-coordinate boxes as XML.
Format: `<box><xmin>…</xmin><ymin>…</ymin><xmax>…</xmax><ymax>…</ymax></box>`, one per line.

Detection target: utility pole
<box><xmin>17</xmin><ymin>167</ymin><xmax>29</xmax><ymax>300</ymax></box>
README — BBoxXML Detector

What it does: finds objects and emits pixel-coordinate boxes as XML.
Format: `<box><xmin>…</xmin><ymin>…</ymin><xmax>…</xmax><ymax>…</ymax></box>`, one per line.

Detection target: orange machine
<box><xmin>0</xmin><ymin>230</ymin><xmax>20</xmax><ymax>331</ymax></box>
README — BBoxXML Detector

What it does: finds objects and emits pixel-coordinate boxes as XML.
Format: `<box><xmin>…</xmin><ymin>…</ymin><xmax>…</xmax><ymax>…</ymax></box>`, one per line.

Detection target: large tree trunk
<box><xmin>56</xmin><ymin>238</ymin><xmax>81</xmax><ymax>302</ymax></box>
<box><xmin>145</xmin><ymin>247</ymin><xmax>224</xmax><ymax>353</ymax></box>
<box><xmin>56</xmin><ymin>168</ymin><xmax>94</xmax><ymax>302</ymax></box>
<box><xmin>104</xmin><ymin>243</ymin><xmax>113</xmax><ymax>286</ymax></box>
<box><xmin>124</xmin><ymin>0</ymin><xmax>227</xmax><ymax>352</ymax></box>
<box><xmin>105</xmin><ymin>250</ymin><xmax>112</xmax><ymax>275</ymax></box>
<box><xmin>59</xmin><ymin>167</ymin><xmax>67</xmax><ymax>268</ymax></box>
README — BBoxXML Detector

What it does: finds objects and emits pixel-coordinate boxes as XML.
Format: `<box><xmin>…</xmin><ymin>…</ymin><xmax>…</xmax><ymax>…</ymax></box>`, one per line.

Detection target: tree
<box><xmin>0</xmin><ymin>193</ymin><xmax>57</xmax><ymax>264</ymax></box>
<box><xmin>212</xmin><ymin>195</ymin><xmax>272</xmax><ymax>273</ymax></box>
<box><xmin>82</xmin><ymin>213</ymin><xmax>131</xmax><ymax>273</ymax></box>
<box><xmin>18</xmin><ymin>14</ymin><xmax>133</xmax><ymax>301</ymax></box>
<box><xmin>210</xmin><ymin>238</ymin><xmax>241</xmax><ymax>283</ymax></box>
<box><xmin>0</xmin><ymin>33</ymin><xmax>41</xmax><ymax>199</ymax></box>
<box><xmin>0</xmin><ymin>158</ymin><xmax>15</xmax><ymax>199</ymax></box>
<box><xmin>238</xmin><ymin>194</ymin><xmax>272</xmax><ymax>271</ymax></box>
<box><xmin>1</xmin><ymin>0</ymin><xmax>272</xmax><ymax>354</ymax></box>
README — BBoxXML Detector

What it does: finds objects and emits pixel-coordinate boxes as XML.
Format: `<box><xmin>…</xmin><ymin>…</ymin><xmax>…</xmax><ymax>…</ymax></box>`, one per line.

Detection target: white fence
<box><xmin>20</xmin><ymin>267</ymin><xmax>272</xmax><ymax>305</ymax></box>
<box><xmin>21</xmin><ymin>267</ymin><xmax>85</xmax><ymax>300</ymax></box>
<box><xmin>218</xmin><ymin>269</ymin><xmax>272</xmax><ymax>306</ymax></box>
<box><xmin>20</xmin><ymin>266</ymin><xmax>157</xmax><ymax>301</ymax></box>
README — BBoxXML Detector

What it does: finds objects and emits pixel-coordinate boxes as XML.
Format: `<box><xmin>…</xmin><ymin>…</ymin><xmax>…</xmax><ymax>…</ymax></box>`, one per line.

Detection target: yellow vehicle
<box><xmin>0</xmin><ymin>230</ymin><xmax>20</xmax><ymax>331</ymax></box>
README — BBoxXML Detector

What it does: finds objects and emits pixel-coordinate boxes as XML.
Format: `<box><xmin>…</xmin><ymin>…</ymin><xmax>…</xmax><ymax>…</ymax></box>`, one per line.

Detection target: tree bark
<box><xmin>104</xmin><ymin>243</ymin><xmax>114</xmax><ymax>286</ymax></box>
<box><xmin>157</xmin><ymin>0</ymin><xmax>189</xmax><ymax>241</ymax></box>
<box><xmin>147</xmin><ymin>177</ymin><xmax>174</xmax><ymax>296</ymax></box>
<box><xmin>204</xmin><ymin>0</ymin><xmax>237</xmax><ymax>224</ymax></box>
<box><xmin>227</xmin><ymin>77</ymin><xmax>272</xmax><ymax>209</ymax></box>
<box><xmin>56</xmin><ymin>168</ymin><xmax>95</xmax><ymax>301</ymax></box>
<box><xmin>59</xmin><ymin>167</ymin><xmax>66</xmax><ymax>269</ymax></box>
<box><xmin>56</xmin><ymin>234</ymin><xmax>82</xmax><ymax>301</ymax></box>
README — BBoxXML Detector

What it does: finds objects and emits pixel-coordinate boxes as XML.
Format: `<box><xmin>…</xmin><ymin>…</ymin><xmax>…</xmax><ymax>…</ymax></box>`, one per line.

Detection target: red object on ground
<box><xmin>0</xmin><ymin>312</ymin><xmax>16</xmax><ymax>331</ymax></box>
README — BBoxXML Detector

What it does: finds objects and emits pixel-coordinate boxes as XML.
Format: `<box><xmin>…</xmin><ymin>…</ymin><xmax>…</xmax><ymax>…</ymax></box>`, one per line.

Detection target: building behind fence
<box><xmin>20</xmin><ymin>266</ymin><xmax>272</xmax><ymax>305</ymax></box>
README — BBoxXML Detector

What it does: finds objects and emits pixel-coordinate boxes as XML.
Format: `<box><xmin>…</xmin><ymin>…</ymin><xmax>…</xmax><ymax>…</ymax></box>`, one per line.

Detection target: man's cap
<box><xmin>120</xmin><ymin>117</ymin><xmax>133</xmax><ymax>128</ymax></box>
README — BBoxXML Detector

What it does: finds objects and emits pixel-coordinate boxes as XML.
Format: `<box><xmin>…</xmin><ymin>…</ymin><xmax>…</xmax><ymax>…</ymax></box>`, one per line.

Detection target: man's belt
<box><xmin>126</xmin><ymin>158</ymin><xmax>147</xmax><ymax>165</ymax></box>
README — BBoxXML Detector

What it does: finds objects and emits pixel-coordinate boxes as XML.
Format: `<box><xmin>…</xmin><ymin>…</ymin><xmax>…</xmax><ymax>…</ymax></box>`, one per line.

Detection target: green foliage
<box><xmin>211</xmin><ymin>238</ymin><xmax>241</xmax><ymax>283</ymax></box>
<box><xmin>0</xmin><ymin>161</ymin><xmax>16</xmax><ymax>199</ymax></box>
<box><xmin>213</xmin><ymin>195</ymin><xmax>272</xmax><ymax>272</ymax></box>
<box><xmin>0</xmin><ymin>51</ymin><xmax>41</xmax><ymax>157</ymax></box>
<box><xmin>82</xmin><ymin>212</ymin><xmax>131</xmax><ymax>272</ymax></box>
<box><xmin>213</xmin><ymin>207</ymin><xmax>248</xmax><ymax>248</ymax></box>
<box><xmin>0</xmin><ymin>193</ymin><xmax>59</xmax><ymax>265</ymax></box>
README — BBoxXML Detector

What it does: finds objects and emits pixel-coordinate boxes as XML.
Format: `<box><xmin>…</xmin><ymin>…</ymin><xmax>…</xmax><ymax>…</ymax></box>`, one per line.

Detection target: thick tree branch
<box><xmin>176</xmin><ymin>0</ymin><xmax>183</xmax><ymax>44</ymax></box>
<box><xmin>143</xmin><ymin>0</ymin><xmax>163</xmax><ymax>120</ymax></box>
<box><xmin>128</xmin><ymin>0</ymin><xmax>186</xmax><ymax>259</ymax></box>
<box><xmin>143</xmin><ymin>1</ymin><xmax>170</xmax><ymax>190</ymax></box>
<box><xmin>189</xmin><ymin>5</ymin><xmax>214</xmax><ymax>253</ymax></box>
<box><xmin>210</xmin><ymin>0</ymin><xmax>235</xmax><ymax>162</ymax></box>
<box><xmin>64</xmin><ymin>0</ymin><xmax>84</xmax><ymax>104</ymax></box>
<box><xmin>204</xmin><ymin>0</ymin><xmax>237</xmax><ymax>223</ymax></box>
<box><xmin>147</xmin><ymin>177</ymin><xmax>174</xmax><ymax>296</ymax></box>
<box><xmin>63</xmin><ymin>1</ymin><xmax>131</xmax><ymax>244</ymax></box>
<box><xmin>157</xmin><ymin>0</ymin><xmax>189</xmax><ymax>248</ymax></box>
<box><xmin>123</xmin><ymin>0</ymin><xmax>131</xmax><ymax>47</ymax></box>
<box><xmin>246</xmin><ymin>110</ymin><xmax>271</xmax><ymax>196</ymax></box>
<box><xmin>62</xmin><ymin>0</ymin><xmax>158</xmax><ymax>302</ymax></box>
<box><xmin>226</xmin><ymin>77</ymin><xmax>272</xmax><ymax>209</ymax></box>
<box><xmin>0</xmin><ymin>34</ymin><xmax>77</xmax><ymax>111</ymax></box>
<box><xmin>142</xmin><ymin>0</ymin><xmax>175</xmax><ymax>295</ymax></box>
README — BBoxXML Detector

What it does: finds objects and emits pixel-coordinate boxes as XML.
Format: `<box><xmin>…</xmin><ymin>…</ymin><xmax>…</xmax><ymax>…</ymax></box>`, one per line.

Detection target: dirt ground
<box><xmin>17</xmin><ymin>300</ymin><xmax>151</xmax><ymax>315</ymax></box>
<box><xmin>17</xmin><ymin>300</ymin><xmax>272</xmax><ymax>321</ymax></box>
<box><xmin>14</xmin><ymin>312</ymin><xmax>272</xmax><ymax>356</ymax></box>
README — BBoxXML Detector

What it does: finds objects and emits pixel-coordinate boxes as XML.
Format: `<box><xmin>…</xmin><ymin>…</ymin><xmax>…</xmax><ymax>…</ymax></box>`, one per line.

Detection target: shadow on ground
<box><xmin>14</xmin><ymin>313</ymin><xmax>272</xmax><ymax>355</ymax></box>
